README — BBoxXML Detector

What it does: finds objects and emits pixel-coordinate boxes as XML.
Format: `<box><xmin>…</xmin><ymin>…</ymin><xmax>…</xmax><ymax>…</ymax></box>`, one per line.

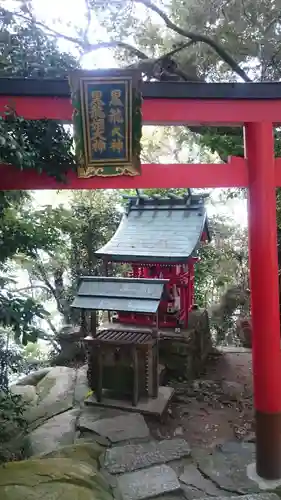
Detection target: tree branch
<box><xmin>6</xmin><ymin>9</ymin><xmax>149</xmax><ymax>60</ymax></box>
<box><xmin>8</xmin><ymin>3</ymin><xmax>250</xmax><ymax>82</ymax></box>
<box><xmin>83</xmin><ymin>0</ymin><xmax>92</xmax><ymax>43</ymax></box>
<box><xmin>82</xmin><ymin>41</ymin><xmax>149</xmax><ymax>59</ymax></box>
<box><xmin>134</xmin><ymin>0</ymin><xmax>252</xmax><ymax>82</ymax></box>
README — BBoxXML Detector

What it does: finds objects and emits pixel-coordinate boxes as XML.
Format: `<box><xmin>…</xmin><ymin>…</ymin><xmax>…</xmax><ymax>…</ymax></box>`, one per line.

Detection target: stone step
<box><xmin>78</xmin><ymin>412</ymin><xmax>150</xmax><ymax>445</ymax></box>
<box><xmin>103</xmin><ymin>438</ymin><xmax>191</xmax><ymax>474</ymax></box>
<box><xmin>116</xmin><ymin>464</ymin><xmax>181</xmax><ymax>500</ymax></box>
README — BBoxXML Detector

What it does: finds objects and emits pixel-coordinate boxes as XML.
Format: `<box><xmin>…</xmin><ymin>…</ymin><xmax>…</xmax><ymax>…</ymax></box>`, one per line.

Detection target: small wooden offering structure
<box><xmin>71</xmin><ymin>276</ymin><xmax>169</xmax><ymax>409</ymax></box>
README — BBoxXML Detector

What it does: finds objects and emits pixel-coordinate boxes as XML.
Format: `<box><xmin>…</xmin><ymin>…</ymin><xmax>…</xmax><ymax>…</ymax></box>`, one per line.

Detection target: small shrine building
<box><xmin>96</xmin><ymin>191</ymin><xmax>210</xmax><ymax>330</ymax></box>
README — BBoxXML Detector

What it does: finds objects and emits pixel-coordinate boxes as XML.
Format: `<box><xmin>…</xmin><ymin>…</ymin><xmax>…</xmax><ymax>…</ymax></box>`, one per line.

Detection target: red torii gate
<box><xmin>1</xmin><ymin>78</ymin><xmax>281</xmax><ymax>480</ymax></box>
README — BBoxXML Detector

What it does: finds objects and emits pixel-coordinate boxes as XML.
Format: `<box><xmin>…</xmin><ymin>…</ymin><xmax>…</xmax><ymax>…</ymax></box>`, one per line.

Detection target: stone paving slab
<box><xmin>78</xmin><ymin>407</ymin><xmax>125</xmax><ymax>432</ymax></box>
<box><xmin>180</xmin><ymin>464</ymin><xmax>224</xmax><ymax>496</ymax></box>
<box><xmin>79</xmin><ymin>413</ymin><xmax>150</xmax><ymax>445</ymax></box>
<box><xmin>104</xmin><ymin>438</ymin><xmax>191</xmax><ymax>474</ymax></box>
<box><xmin>86</xmin><ymin>386</ymin><xmax>174</xmax><ymax>418</ymax></box>
<box><xmin>117</xmin><ymin>464</ymin><xmax>181</xmax><ymax>500</ymax></box>
<box><xmin>195</xmin><ymin>442</ymin><xmax>259</xmax><ymax>494</ymax></box>
<box><xmin>181</xmin><ymin>485</ymin><xmax>211</xmax><ymax>500</ymax></box>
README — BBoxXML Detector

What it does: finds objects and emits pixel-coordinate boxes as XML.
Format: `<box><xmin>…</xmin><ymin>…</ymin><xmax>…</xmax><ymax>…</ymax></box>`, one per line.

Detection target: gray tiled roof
<box><xmin>71</xmin><ymin>276</ymin><xmax>169</xmax><ymax>312</ymax></box>
<box><xmin>96</xmin><ymin>194</ymin><xmax>210</xmax><ymax>263</ymax></box>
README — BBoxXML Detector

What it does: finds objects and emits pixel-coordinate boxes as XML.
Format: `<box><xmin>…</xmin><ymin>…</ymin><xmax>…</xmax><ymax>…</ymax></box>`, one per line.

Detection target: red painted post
<box><xmin>244</xmin><ymin>122</ymin><xmax>281</xmax><ymax>480</ymax></box>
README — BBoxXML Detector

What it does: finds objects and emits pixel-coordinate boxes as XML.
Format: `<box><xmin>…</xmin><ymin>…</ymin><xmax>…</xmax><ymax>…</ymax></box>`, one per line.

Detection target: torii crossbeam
<box><xmin>1</xmin><ymin>78</ymin><xmax>281</xmax><ymax>480</ymax></box>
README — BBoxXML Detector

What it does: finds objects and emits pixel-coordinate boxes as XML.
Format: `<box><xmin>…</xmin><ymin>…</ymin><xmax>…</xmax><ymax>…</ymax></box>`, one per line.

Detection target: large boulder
<box><xmin>28</xmin><ymin>408</ymin><xmax>78</xmax><ymax>456</ymax></box>
<box><xmin>0</xmin><ymin>456</ymin><xmax>113</xmax><ymax>500</ymax></box>
<box><xmin>41</xmin><ymin>442</ymin><xmax>104</xmax><ymax>469</ymax></box>
<box><xmin>10</xmin><ymin>384</ymin><xmax>38</xmax><ymax>405</ymax></box>
<box><xmin>16</xmin><ymin>367</ymin><xmax>52</xmax><ymax>386</ymax></box>
<box><xmin>25</xmin><ymin>366</ymin><xmax>76</xmax><ymax>427</ymax></box>
<box><xmin>74</xmin><ymin>364</ymin><xmax>90</xmax><ymax>405</ymax></box>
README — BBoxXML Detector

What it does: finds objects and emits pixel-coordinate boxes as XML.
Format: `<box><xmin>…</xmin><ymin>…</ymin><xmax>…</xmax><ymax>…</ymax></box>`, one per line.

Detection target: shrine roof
<box><xmin>71</xmin><ymin>276</ymin><xmax>169</xmax><ymax>313</ymax></box>
<box><xmin>95</xmin><ymin>192</ymin><xmax>210</xmax><ymax>264</ymax></box>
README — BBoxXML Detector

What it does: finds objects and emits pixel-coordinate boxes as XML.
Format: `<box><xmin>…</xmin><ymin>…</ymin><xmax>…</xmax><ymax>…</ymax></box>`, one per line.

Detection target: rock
<box><xmin>174</xmin><ymin>426</ymin><xmax>184</xmax><ymax>436</ymax></box>
<box><xmin>79</xmin><ymin>407</ymin><xmax>125</xmax><ymax>426</ymax></box>
<box><xmin>156</xmin><ymin>497</ymin><xmax>186</xmax><ymax>500</ymax></box>
<box><xmin>15</xmin><ymin>367</ymin><xmax>52</xmax><ymax>386</ymax></box>
<box><xmin>116</xmin><ymin>464</ymin><xmax>181</xmax><ymax>500</ymax></box>
<box><xmin>41</xmin><ymin>442</ymin><xmax>104</xmax><ymax>469</ymax></box>
<box><xmin>77</xmin><ymin>430</ymin><xmax>111</xmax><ymax>447</ymax></box>
<box><xmin>221</xmin><ymin>381</ymin><xmax>244</xmax><ymax>401</ymax></box>
<box><xmin>78</xmin><ymin>413</ymin><xmax>150</xmax><ymax>444</ymax></box>
<box><xmin>104</xmin><ymin>438</ymin><xmax>191</xmax><ymax>474</ymax></box>
<box><xmin>78</xmin><ymin>408</ymin><xmax>106</xmax><ymax>429</ymax></box>
<box><xmin>73</xmin><ymin>364</ymin><xmax>90</xmax><ymax>405</ymax></box>
<box><xmin>196</xmin><ymin>496</ymin><xmax>280</xmax><ymax>500</ymax></box>
<box><xmin>36</xmin><ymin>366</ymin><xmax>76</xmax><ymax>404</ymax></box>
<box><xmin>243</xmin><ymin>432</ymin><xmax>256</xmax><ymax>443</ymax></box>
<box><xmin>25</xmin><ymin>366</ymin><xmax>76</xmax><ymax>425</ymax></box>
<box><xmin>218</xmin><ymin>441</ymin><xmax>255</xmax><ymax>455</ymax></box>
<box><xmin>180</xmin><ymin>464</ymin><xmax>223</xmax><ymax>496</ymax></box>
<box><xmin>181</xmin><ymin>485</ymin><xmax>212</xmax><ymax>499</ymax></box>
<box><xmin>10</xmin><ymin>384</ymin><xmax>38</xmax><ymax>405</ymax></box>
<box><xmin>196</xmin><ymin>441</ymin><xmax>258</xmax><ymax>493</ymax></box>
<box><xmin>28</xmin><ymin>408</ymin><xmax>78</xmax><ymax>456</ymax></box>
<box><xmin>0</xmin><ymin>456</ymin><xmax>113</xmax><ymax>500</ymax></box>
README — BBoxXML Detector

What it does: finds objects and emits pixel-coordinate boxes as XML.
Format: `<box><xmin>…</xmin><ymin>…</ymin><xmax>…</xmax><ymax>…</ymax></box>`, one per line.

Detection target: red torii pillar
<box><xmin>245</xmin><ymin>122</ymin><xmax>281</xmax><ymax>480</ymax></box>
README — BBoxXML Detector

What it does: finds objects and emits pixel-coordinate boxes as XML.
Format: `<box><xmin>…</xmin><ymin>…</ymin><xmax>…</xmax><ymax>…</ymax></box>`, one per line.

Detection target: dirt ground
<box><xmin>148</xmin><ymin>351</ymin><xmax>254</xmax><ymax>449</ymax></box>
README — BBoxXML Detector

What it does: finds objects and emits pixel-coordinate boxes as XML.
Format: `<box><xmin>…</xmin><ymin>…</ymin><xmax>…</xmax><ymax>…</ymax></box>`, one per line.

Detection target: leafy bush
<box><xmin>0</xmin><ymin>390</ymin><xmax>28</xmax><ymax>463</ymax></box>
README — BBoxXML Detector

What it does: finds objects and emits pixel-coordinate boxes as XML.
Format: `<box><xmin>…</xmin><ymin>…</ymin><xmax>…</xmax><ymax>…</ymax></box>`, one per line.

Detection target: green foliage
<box><xmin>0</xmin><ymin>390</ymin><xmax>28</xmax><ymax>463</ymax></box>
<box><xmin>18</xmin><ymin>191</ymin><xmax>121</xmax><ymax>326</ymax></box>
<box><xmin>67</xmin><ymin>190</ymin><xmax>121</xmax><ymax>321</ymax></box>
<box><xmin>194</xmin><ymin>214</ymin><xmax>248</xmax><ymax>306</ymax></box>
<box><xmin>0</xmin><ymin>290</ymin><xmax>48</xmax><ymax>345</ymax></box>
<box><xmin>0</xmin><ymin>112</ymin><xmax>76</xmax><ymax>181</ymax></box>
<box><xmin>0</xmin><ymin>191</ymin><xmax>56</xmax><ymax>348</ymax></box>
<box><xmin>0</xmin><ymin>329</ymin><xmax>28</xmax><ymax>464</ymax></box>
<box><xmin>0</xmin><ymin>10</ymin><xmax>79</xmax><ymax>179</ymax></box>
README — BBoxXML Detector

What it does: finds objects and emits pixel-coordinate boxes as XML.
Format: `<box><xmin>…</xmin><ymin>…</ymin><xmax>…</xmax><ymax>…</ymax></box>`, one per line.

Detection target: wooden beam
<box><xmin>2</xmin><ymin>95</ymin><xmax>281</xmax><ymax>124</ymax></box>
<box><xmin>0</xmin><ymin>157</ymin><xmax>248</xmax><ymax>190</ymax></box>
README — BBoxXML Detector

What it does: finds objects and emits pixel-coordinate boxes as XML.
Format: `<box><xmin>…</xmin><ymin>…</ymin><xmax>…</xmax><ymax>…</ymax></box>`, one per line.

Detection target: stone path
<box><xmin>76</xmin><ymin>404</ymin><xmax>276</xmax><ymax>500</ymax></box>
<box><xmin>13</xmin><ymin>363</ymin><xmax>279</xmax><ymax>500</ymax></box>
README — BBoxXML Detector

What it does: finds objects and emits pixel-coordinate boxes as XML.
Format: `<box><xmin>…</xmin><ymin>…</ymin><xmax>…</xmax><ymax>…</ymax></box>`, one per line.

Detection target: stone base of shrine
<box><xmin>85</xmin><ymin>385</ymin><xmax>174</xmax><ymax>419</ymax></box>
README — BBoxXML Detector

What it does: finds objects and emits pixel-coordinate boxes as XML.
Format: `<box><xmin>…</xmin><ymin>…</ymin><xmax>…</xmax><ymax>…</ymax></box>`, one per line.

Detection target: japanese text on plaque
<box><xmin>87</xmin><ymin>83</ymin><xmax>127</xmax><ymax>162</ymax></box>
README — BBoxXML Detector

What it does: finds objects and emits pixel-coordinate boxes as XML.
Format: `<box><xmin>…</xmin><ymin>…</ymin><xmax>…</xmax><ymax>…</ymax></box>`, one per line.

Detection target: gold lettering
<box><xmin>90</xmin><ymin>90</ymin><xmax>105</xmax><ymax>119</ymax></box>
<box><xmin>93</xmin><ymin>119</ymin><xmax>105</xmax><ymax>137</ymax></box>
<box><xmin>111</xmin><ymin>139</ymin><xmax>124</xmax><ymax>153</ymax></box>
<box><xmin>109</xmin><ymin>108</ymin><xmax>124</xmax><ymax>125</ymax></box>
<box><xmin>110</xmin><ymin>89</ymin><xmax>123</xmax><ymax>107</ymax></box>
<box><xmin>92</xmin><ymin>138</ymin><xmax>107</xmax><ymax>153</ymax></box>
<box><xmin>89</xmin><ymin>90</ymin><xmax>106</xmax><ymax>153</ymax></box>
